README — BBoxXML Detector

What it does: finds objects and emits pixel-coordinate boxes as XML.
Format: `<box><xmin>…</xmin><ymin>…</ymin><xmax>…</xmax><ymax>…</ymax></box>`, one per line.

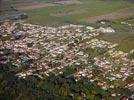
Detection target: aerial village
<box><xmin>0</xmin><ymin>20</ymin><xmax>134</xmax><ymax>97</ymax></box>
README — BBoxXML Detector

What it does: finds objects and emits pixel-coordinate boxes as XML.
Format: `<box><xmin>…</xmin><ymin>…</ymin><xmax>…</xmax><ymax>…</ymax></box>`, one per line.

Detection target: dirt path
<box><xmin>82</xmin><ymin>7</ymin><xmax>134</xmax><ymax>23</ymax></box>
<box><xmin>17</xmin><ymin>0</ymin><xmax>81</xmax><ymax>11</ymax></box>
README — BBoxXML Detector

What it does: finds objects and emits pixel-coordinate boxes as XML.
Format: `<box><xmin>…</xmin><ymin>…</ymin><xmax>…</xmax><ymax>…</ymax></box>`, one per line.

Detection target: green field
<box><xmin>26</xmin><ymin>0</ymin><xmax>134</xmax><ymax>25</ymax></box>
<box><xmin>98</xmin><ymin>32</ymin><xmax>134</xmax><ymax>52</ymax></box>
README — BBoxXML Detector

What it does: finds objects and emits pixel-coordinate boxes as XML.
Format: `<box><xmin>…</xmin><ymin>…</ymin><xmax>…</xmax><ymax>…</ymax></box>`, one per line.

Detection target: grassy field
<box><xmin>98</xmin><ymin>32</ymin><xmax>134</xmax><ymax>52</ymax></box>
<box><xmin>25</xmin><ymin>0</ymin><xmax>134</xmax><ymax>25</ymax></box>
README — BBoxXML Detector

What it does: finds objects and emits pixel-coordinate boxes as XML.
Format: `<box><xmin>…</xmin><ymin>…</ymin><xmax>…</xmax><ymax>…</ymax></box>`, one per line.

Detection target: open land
<box><xmin>21</xmin><ymin>0</ymin><xmax>134</xmax><ymax>25</ymax></box>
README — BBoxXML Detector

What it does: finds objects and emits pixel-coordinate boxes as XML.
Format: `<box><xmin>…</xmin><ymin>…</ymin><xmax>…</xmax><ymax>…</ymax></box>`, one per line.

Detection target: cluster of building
<box><xmin>0</xmin><ymin>21</ymin><xmax>133</xmax><ymax>94</ymax></box>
